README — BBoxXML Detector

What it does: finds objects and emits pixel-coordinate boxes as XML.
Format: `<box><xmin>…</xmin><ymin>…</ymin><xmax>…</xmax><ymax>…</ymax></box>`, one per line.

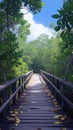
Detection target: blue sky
<box><xmin>22</xmin><ymin>0</ymin><xmax>64</xmax><ymax>41</ymax></box>
<box><xmin>34</xmin><ymin>0</ymin><xmax>63</xmax><ymax>27</ymax></box>
<box><xmin>0</xmin><ymin>0</ymin><xmax>63</xmax><ymax>41</ymax></box>
<box><xmin>0</xmin><ymin>0</ymin><xmax>63</xmax><ymax>27</ymax></box>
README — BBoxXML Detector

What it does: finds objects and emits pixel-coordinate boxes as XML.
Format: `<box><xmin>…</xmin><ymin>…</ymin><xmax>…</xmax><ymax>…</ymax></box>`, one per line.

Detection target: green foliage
<box><xmin>1</xmin><ymin>0</ymin><xmax>21</xmax><ymax>16</ymax></box>
<box><xmin>52</xmin><ymin>0</ymin><xmax>73</xmax><ymax>82</ymax></box>
<box><xmin>0</xmin><ymin>0</ymin><xmax>43</xmax><ymax>83</ymax></box>
<box><xmin>18</xmin><ymin>18</ymin><xmax>31</xmax><ymax>41</ymax></box>
<box><xmin>23</xmin><ymin>0</ymin><xmax>44</xmax><ymax>14</ymax></box>
<box><xmin>0</xmin><ymin>0</ymin><xmax>43</xmax><ymax>16</ymax></box>
<box><xmin>52</xmin><ymin>14</ymin><xmax>60</xmax><ymax>19</ymax></box>
<box><xmin>52</xmin><ymin>0</ymin><xmax>73</xmax><ymax>34</ymax></box>
<box><xmin>54</xmin><ymin>26</ymin><xmax>61</xmax><ymax>31</ymax></box>
<box><xmin>18</xmin><ymin>33</ymin><xmax>72</xmax><ymax>82</ymax></box>
<box><xmin>0</xmin><ymin>32</ymin><xmax>22</xmax><ymax>81</ymax></box>
<box><xmin>14</xmin><ymin>59</ymin><xmax>29</xmax><ymax>76</ymax></box>
<box><xmin>19</xmin><ymin>34</ymin><xmax>61</xmax><ymax>74</ymax></box>
<box><xmin>0</xmin><ymin>32</ymin><xmax>21</xmax><ymax>62</ymax></box>
<box><xmin>0</xmin><ymin>11</ymin><xmax>6</xmax><ymax>34</ymax></box>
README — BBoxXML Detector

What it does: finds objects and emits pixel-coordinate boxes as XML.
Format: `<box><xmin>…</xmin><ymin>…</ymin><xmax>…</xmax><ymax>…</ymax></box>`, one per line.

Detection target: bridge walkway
<box><xmin>0</xmin><ymin>74</ymin><xmax>73</xmax><ymax>130</ymax></box>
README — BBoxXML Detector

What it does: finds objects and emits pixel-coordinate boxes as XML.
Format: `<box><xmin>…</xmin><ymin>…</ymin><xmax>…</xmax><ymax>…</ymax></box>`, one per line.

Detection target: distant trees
<box><xmin>18</xmin><ymin>32</ymin><xmax>73</xmax><ymax>82</ymax></box>
<box><xmin>20</xmin><ymin>34</ymin><xmax>61</xmax><ymax>74</ymax></box>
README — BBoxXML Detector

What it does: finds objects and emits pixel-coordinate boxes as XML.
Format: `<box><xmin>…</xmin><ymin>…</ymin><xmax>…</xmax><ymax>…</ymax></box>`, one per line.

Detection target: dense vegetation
<box><xmin>18</xmin><ymin>33</ymin><xmax>72</xmax><ymax>82</ymax></box>
<box><xmin>0</xmin><ymin>0</ymin><xmax>43</xmax><ymax>83</ymax></box>
<box><xmin>0</xmin><ymin>0</ymin><xmax>73</xmax><ymax>84</ymax></box>
<box><xmin>52</xmin><ymin>0</ymin><xmax>73</xmax><ymax>81</ymax></box>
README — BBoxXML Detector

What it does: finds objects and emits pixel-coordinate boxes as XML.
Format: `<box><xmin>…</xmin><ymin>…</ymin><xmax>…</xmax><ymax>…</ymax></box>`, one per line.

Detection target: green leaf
<box><xmin>57</xmin><ymin>19</ymin><xmax>62</xmax><ymax>25</ymax></box>
<box><xmin>52</xmin><ymin>14</ymin><xmax>60</xmax><ymax>19</ymax></box>
<box><xmin>57</xmin><ymin>9</ymin><xmax>65</xmax><ymax>16</ymax></box>
<box><xmin>54</xmin><ymin>26</ymin><xmax>61</xmax><ymax>31</ymax></box>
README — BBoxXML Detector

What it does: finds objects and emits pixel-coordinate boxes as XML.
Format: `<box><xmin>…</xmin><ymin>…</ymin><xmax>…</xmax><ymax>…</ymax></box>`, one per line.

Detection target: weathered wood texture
<box><xmin>41</xmin><ymin>70</ymin><xmax>73</xmax><ymax>116</ymax></box>
<box><xmin>0</xmin><ymin>74</ymin><xmax>73</xmax><ymax>130</ymax></box>
<box><xmin>0</xmin><ymin>70</ymin><xmax>33</xmax><ymax>116</ymax></box>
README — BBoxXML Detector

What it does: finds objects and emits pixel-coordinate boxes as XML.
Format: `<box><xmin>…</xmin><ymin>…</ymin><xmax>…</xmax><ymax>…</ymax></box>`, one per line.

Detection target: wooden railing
<box><xmin>41</xmin><ymin>70</ymin><xmax>73</xmax><ymax>116</ymax></box>
<box><xmin>0</xmin><ymin>70</ymin><xmax>33</xmax><ymax>116</ymax></box>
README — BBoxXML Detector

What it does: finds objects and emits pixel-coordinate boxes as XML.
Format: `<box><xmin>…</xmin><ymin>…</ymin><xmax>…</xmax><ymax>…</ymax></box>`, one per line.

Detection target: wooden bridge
<box><xmin>0</xmin><ymin>70</ymin><xmax>73</xmax><ymax>130</ymax></box>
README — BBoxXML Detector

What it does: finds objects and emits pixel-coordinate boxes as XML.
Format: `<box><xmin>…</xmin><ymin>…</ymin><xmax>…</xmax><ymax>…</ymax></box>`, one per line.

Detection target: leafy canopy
<box><xmin>52</xmin><ymin>0</ymin><xmax>73</xmax><ymax>32</ymax></box>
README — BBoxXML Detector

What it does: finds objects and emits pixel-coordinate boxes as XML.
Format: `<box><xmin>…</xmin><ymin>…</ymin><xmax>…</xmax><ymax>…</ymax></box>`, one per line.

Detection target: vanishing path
<box><xmin>0</xmin><ymin>74</ymin><xmax>73</xmax><ymax>130</ymax></box>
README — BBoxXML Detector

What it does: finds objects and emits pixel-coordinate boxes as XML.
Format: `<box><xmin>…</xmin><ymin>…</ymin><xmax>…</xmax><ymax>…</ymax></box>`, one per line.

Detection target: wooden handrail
<box><xmin>0</xmin><ymin>70</ymin><xmax>33</xmax><ymax>92</ymax></box>
<box><xmin>40</xmin><ymin>70</ymin><xmax>73</xmax><ymax>115</ymax></box>
<box><xmin>41</xmin><ymin>70</ymin><xmax>73</xmax><ymax>89</ymax></box>
<box><xmin>0</xmin><ymin>70</ymin><xmax>33</xmax><ymax>115</ymax></box>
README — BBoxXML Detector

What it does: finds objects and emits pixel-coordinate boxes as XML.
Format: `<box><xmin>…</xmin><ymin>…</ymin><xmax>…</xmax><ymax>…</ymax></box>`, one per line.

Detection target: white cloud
<box><xmin>21</xmin><ymin>9</ymin><xmax>55</xmax><ymax>42</ymax></box>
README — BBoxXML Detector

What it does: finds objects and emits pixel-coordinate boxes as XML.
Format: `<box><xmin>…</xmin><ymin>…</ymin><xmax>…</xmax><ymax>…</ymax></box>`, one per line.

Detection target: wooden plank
<box><xmin>0</xmin><ymin>71</ymin><xmax>33</xmax><ymax>114</ymax></box>
<box><xmin>41</xmin><ymin>73</ymin><xmax>73</xmax><ymax>109</ymax></box>
<box><xmin>0</xmin><ymin>74</ymin><xmax>73</xmax><ymax>130</ymax></box>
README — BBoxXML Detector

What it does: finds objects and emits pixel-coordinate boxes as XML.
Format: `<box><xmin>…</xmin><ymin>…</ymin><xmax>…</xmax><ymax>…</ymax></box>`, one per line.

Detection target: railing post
<box><xmin>23</xmin><ymin>76</ymin><xmax>26</xmax><ymax>89</ymax></box>
<box><xmin>18</xmin><ymin>79</ymin><xmax>21</xmax><ymax>97</ymax></box>
<box><xmin>56</xmin><ymin>80</ymin><xmax>60</xmax><ymax>101</ymax></box>
<box><xmin>52</xmin><ymin>77</ymin><xmax>54</xmax><ymax>84</ymax></box>
<box><xmin>40</xmin><ymin>70</ymin><xmax>73</xmax><ymax>117</ymax></box>
<box><xmin>2</xmin><ymin>88</ymin><xmax>9</xmax><ymax>116</ymax></box>
<box><xmin>60</xmin><ymin>84</ymin><xmax>64</xmax><ymax>108</ymax></box>
<box><xmin>12</xmin><ymin>82</ymin><xmax>17</xmax><ymax>104</ymax></box>
<box><xmin>0</xmin><ymin>70</ymin><xmax>33</xmax><ymax>117</ymax></box>
<box><xmin>20</xmin><ymin>77</ymin><xmax>24</xmax><ymax>93</ymax></box>
<box><xmin>22</xmin><ymin>77</ymin><xmax>24</xmax><ymax>91</ymax></box>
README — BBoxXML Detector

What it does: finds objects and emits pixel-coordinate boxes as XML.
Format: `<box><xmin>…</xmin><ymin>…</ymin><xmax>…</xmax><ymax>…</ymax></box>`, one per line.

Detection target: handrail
<box><xmin>40</xmin><ymin>70</ymin><xmax>73</xmax><ymax>115</ymax></box>
<box><xmin>0</xmin><ymin>70</ymin><xmax>33</xmax><ymax>92</ymax></box>
<box><xmin>41</xmin><ymin>70</ymin><xmax>73</xmax><ymax>89</ymax></box>
<box><xmin>0</xmin><ymin>70</ymin><xmax>33</xmax><ymax>115</ymax></box>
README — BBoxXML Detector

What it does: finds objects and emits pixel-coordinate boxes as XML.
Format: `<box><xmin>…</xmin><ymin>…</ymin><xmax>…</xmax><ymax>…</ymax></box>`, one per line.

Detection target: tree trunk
<box><xmin>0</xmin><ymin>61</ymin><xmax>7</xmax><ymax>83</ymax></box>
<box><xmin>64</xmin><ymin>54</ymin><xmax>73</xmax><ymax>81</ymax></box>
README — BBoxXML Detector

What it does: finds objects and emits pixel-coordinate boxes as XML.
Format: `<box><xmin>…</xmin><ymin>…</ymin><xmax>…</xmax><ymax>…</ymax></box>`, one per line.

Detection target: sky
<box><xmin>22</xmin><ymin>0</ymin><xmax>63</xmax><ymax>42</ymax></box>
<box><xmin>0</xmin><ymin>0</ymin><xmax>63</xmax><ymax>42</ymax></box>
<box><xmin>34</xmin><ymin>0</ymin><xmax>63</xmax><ymax>27</ymax></box>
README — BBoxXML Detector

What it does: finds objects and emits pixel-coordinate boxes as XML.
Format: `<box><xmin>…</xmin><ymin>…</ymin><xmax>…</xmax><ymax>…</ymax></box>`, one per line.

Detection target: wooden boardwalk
<box><xmin>0</xmin><ymin>74</ymin><xmax>73</xmax><ymax>130</ymax></box>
